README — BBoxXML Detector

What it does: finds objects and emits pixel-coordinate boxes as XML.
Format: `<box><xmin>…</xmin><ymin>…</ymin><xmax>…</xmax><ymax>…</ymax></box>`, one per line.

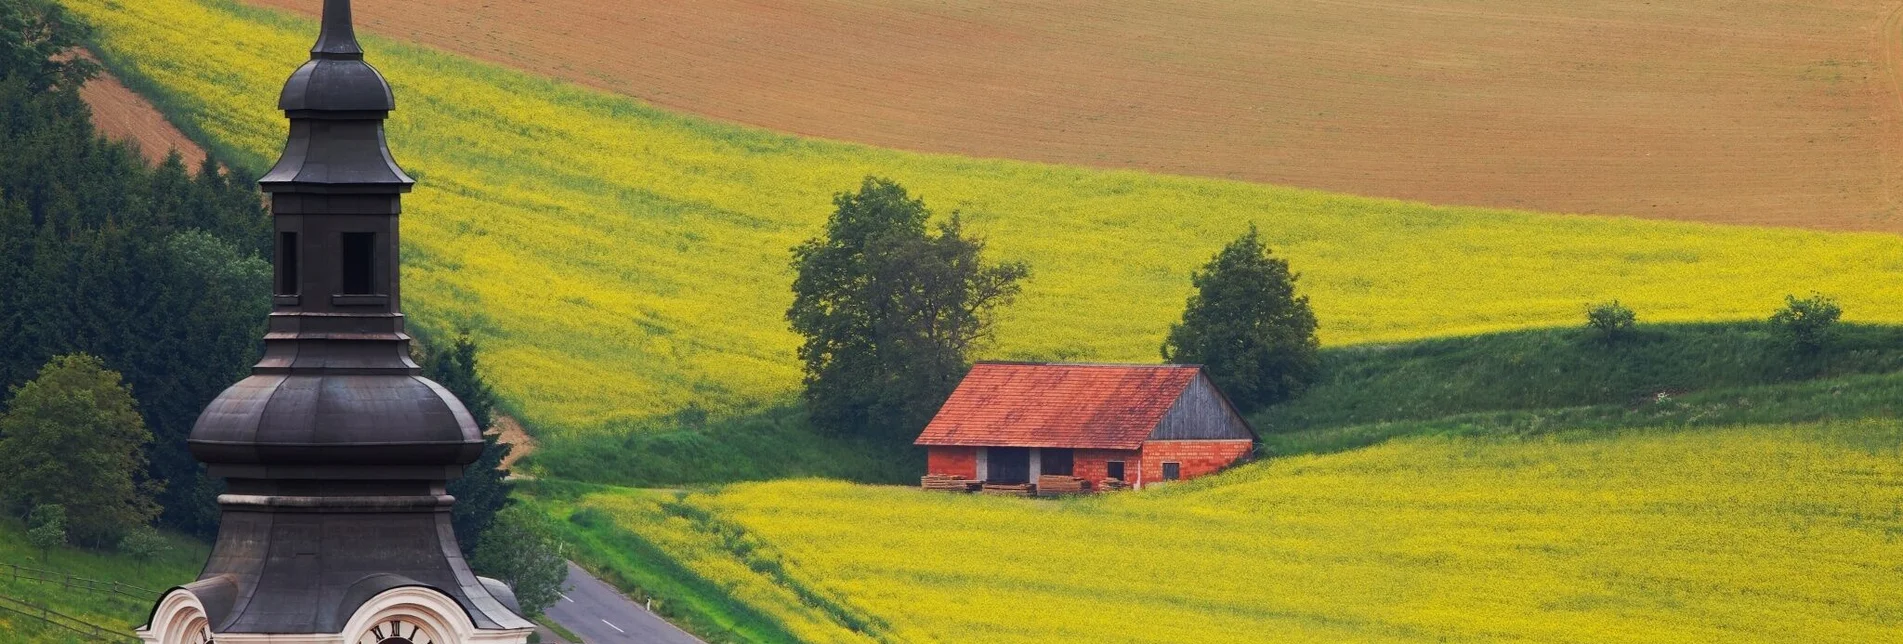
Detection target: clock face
<box><xmin>357</xmin><ymin>617</ymin><xmax>433</xmax><ymax>644</ymax></box>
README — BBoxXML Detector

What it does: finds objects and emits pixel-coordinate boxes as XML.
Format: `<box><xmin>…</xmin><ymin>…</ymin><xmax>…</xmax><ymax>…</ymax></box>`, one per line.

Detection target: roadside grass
<box><xmin>0</xmin><ymin>520</ymin><xmax>205</xmax><ymax>643</ymax></box>
<box><xmin>63</xmin><ymin>0</ymin><xmax>1903</xmax><ymax>458</ymax></box>
<box><xmin>528</xmin><ymin>481</ymin><xmax>817</xmax><ymax>644</ymax></box>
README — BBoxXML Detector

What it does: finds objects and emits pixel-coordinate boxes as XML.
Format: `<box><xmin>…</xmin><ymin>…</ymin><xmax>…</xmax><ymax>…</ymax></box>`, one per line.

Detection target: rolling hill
<box><xmin>536</xmin><ymin>421</ymin><xmax>1903</xmax><ymax>643</ymax></box>
<box><xmin>65</xmin><ymin>0</ymin><xmax>1903</xmax><ymax>458</ymax></box>
<box><xmin>528</xmin><ymin>322</ymin><xmax>1903</xmax><ymax>642</ymax></box>
<box><xmin>0</xmin><ymin>522</ymin><xmax>205</xmax><ymax>644</ymax></box>
<box><xmin>245</xmin><ymin>0</ymin><xmax>1903</xmax><ymax>231</ymax></box>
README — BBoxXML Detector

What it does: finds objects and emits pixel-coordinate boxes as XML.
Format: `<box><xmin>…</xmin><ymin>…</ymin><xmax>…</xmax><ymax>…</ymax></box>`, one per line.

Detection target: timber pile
<box><xmin>921</xmin><ymin>474</ymin><xmax>979</xmax><ymax>492</ymax></box>
<box><xmin>1098</xmin><ymin>478</ymin><xmax>1130</xmax><ymax>492</ymax></box>
<box><xmin>1036</xmin><ymin>475</ymin><xmax>1091</xmax><ymax>496</ymax></box>
<box><xmin>980</xmin><ymin>483</ymin><xmax>1035</xmax><ymax>497</ymax></box>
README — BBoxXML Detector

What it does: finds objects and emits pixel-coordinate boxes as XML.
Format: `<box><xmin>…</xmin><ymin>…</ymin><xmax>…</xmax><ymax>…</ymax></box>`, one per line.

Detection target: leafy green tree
<box><xmin>1770</xmin><ymin>293</ymin><xmax>1841</xmax><ymax>356</ymax></box>
<box><xmin>472</xmin><ymin>506</ymin><xmax>568</xmax><ymax>617</ymax></box>
<box><xmin>118</xmin><ymin>524</ymin><xmax>168</xmax><ymax>565</ymax></box>
<box><xmin>1162</xmin><ymin>225</ymin><xmax>1320</xmax><ymax>412</ymax></box>
<box><xmin>0</xmin><ymin>0</ymin><xmax>97</xmax><ymax>92</ymax></box>
<box><xmin>423</xmin><ymin>333</ymin><xmax>513</xmax><ymax>557</ymax></box>
<box><xmin>26</xmin><ymin>504</ymin><xmax>64</xmax><ymax>562</ymax></box>
<box><xmin>1585</xmin><ymin>300</ymin><xmax>1638</xmax><ymax>343</ymax></box>
<box><xmin>0</xmin><ymin>354</ymin><xmax>161</xmax><ymax>547</ymax></box>
<box><xmin>788</xmin><ymin>177</ymin><xmax>1029</xmax><ymax>443</ymax></box>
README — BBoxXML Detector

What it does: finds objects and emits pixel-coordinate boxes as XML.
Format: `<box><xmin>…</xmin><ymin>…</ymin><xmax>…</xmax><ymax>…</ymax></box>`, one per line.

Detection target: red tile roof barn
<box><xmin>915</xmin><ymin>363</ymin><xmax>1205</xmax><ymax>450</ymax></box>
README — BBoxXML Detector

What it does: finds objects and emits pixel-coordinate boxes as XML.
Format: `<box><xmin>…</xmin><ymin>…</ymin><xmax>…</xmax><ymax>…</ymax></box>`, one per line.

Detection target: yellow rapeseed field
<box><xmin>65</xmin><ymin>0</ymin><xmax>1903</xmax><ymax>434</ymax></box>
<box><xmin>551</xmin><ymin>423</ymin><xmax>1903</xmax><ymax>643</ymax></box>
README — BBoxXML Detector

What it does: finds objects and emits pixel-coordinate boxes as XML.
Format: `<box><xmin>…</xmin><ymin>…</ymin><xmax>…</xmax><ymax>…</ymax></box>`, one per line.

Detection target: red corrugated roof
<box><xmin>914</xmin><ymin>362</ymin><xmax>1202</xmax><ymax>450</ymax></box>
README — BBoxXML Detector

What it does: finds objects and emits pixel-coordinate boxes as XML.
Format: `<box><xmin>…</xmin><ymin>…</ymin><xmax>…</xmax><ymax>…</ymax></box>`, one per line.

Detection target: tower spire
<box><xmin>311</xmin><ymin>0</ymin><xmax>364</xmax><ymax>59</ymax></box>
<box><xmin>138</xmin><ymin>2</ymin><xmax>532</xmax><ymax>642</ymax></box>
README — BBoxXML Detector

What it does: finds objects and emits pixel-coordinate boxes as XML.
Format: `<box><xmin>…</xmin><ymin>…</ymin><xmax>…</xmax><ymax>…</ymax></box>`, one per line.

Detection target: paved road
<box><xmin>546</xmin><ymin>562</ymin><xmax>705</xmax><ymax>644</ymax></box>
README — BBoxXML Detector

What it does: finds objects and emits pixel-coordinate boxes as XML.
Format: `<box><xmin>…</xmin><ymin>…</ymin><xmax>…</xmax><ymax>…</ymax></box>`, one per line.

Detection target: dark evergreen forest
<box><xmin>1</xmin><ymin>0</ymin><xmax>269</xmax><ymax>537</ymax></box>
<box><xmin>0</xmin><ymin>0</ymin><xmax>512</xmax><ymax>545</ymax></box>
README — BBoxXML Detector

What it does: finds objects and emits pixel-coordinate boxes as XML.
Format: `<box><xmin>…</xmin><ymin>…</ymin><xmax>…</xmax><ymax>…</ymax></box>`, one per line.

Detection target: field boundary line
<box><xmin>1874</xmin><ymin>2</ymin><xmax>1903</xmax><ymax>213</ymax></box>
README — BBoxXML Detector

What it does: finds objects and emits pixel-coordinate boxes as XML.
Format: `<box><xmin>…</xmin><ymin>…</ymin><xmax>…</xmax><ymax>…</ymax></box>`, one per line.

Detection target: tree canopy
<box><xmin>0</xmin><ymin>0</ymin><xmax>270</xmax><ymax>538</ymax></box>
<box><xmin>0</xmin><ymin>0</ymin><xmax>97</xmax><ymax>93</ymax></box>
<box><xmin>472</xmin><ymin>505</ymin><xmax>568</xmax><ymax>617</ymax></box>
<box><xmin>0</xmin><ymin>354</ymin><xmax>160</xmax><ymax>547</ymax></box>
<box><xmin>1163</xmin><ymin>226</ymin><xmax>1319</xmax><ymax>412</ymax></box>
<box><xmin>788</xmin><ymin>177</ymin><xmax>1028</xmax><ymax>443</ymax></box>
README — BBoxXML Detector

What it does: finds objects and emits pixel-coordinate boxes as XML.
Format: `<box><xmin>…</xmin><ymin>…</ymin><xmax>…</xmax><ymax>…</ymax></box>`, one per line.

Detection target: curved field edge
<box><xmin>64</xmin><ymin>0</ymin><xmax>1903</xmax><ymax>440</ymax></box>
<box><xmin>528</xmin><ymin>421</ymin><xmax>1903</xmax><ymax>644</ymax></box>
<box><xmin>244</xmin><ymin>0</ymin><xmax>1903</xmax><ymax>230</ymax></box>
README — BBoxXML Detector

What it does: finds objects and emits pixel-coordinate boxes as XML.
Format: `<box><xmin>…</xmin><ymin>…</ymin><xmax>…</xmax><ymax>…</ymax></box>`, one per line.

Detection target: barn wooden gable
<box><xmin>1150</xmin><ymin>372</ymin><xmax>1256</xmax><ymax>441</ymax></box>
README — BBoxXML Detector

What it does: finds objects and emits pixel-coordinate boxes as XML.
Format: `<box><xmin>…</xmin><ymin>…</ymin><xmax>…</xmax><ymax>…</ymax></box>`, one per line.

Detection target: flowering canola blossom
<box><xmin>67</xmin><ymin>0</ymin><xmax>1903</xmax><ymax>436</ymax></box>
<box><xmin>552</xmin><ymin>423</ymin><xmax>1903</xmax><ymax>643</ymax></box>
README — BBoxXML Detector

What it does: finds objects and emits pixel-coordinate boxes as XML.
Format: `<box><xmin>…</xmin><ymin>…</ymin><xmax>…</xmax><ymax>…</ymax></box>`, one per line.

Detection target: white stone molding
<box><xmin>342</xmin><ymin>585</ymin><xmax>532</xmax><ymax>644</ymax></box>
<box><xmin>137</xmin><ymin>585</ymin><xmax>531</xmax><ymax>644</ymax></box>
<box><xmin>138</xmin><ymin>589</ymin><xmax>209</xmax><ymax>644</ymax></box>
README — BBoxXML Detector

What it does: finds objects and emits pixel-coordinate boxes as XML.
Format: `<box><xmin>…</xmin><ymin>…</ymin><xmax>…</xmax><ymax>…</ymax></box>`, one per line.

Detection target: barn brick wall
<box><xmin>1073</xmin><ymin>448</ymin><xmax>1142</xmax><ymax>489</ymax></box>
<box><xmin>926</xmin><ymin>446</ymin><xmax>979</xmax><ymax>479</ymax></box>
<box><xmin>1139</xmin><ymin>439</ymin><xmax>1254</xmax><ymax>487</ymax></box>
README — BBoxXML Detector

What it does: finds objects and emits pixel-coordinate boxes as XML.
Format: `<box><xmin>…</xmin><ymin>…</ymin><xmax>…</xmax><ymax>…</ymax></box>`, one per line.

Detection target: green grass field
<box><xmin>63</xmin><ymin>0</ymin><xmax>1903</xmax><ymax>455</ymax></box>
<box><xmin>0</xmin><ymin>521</ymin><xmax>205</xmax><ymax>643</ymax></box>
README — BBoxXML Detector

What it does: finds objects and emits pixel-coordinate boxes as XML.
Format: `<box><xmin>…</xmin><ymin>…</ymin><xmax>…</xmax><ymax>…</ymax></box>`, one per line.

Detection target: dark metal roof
<box><xmin>260</xmin><ymin>0</ymin><xmax>411</xmax><ymax>193</ymax></box>
<box><xmin>309</xmin><ymin>0</ymin><xmax>364</xmax><ymax>59</ymax></box>
<box><xmin>190</xmin><ymin>374</ymin><xmax>482</xmax><ymax>466</ymax></box>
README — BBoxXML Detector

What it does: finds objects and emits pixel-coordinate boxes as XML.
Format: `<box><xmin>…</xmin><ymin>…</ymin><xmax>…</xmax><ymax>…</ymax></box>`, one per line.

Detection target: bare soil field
<box><xmin>78</xmin><ymin>59</ymin><xmax>204</xmax><ymax>166</ymax></box>
<box><xmin>246</xmin><ymin>0</ymin><xmax>1903</xmax><ymax>231</ymax></box>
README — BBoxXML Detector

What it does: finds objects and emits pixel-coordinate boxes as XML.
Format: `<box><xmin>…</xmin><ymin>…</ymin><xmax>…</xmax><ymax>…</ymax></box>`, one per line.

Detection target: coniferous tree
<box><xmin>1162</xmin><ymin>225</ymin><xmax>1320</xmax><ymax>413</ymax></box>
<box><xmin>423</xmin><ymin>334</ymin><xmax>513</xmax><ymax>556</ymax></box>
<box><xmin>787</xmin><ymin>177</ymin><xmax>1028</xmax><ymax>443</ymax></box>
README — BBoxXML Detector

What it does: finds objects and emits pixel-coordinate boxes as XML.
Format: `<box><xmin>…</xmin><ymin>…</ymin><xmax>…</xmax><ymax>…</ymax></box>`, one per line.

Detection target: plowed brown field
<box><xmin>78</xmin><ymin>59</ymin><xmax>204</xmax><ymax>167</ymax></box>
<box><xmin>249</xmin><ymin>0</ymin><xmax>1903</xmax><ymax>231</ymax></box>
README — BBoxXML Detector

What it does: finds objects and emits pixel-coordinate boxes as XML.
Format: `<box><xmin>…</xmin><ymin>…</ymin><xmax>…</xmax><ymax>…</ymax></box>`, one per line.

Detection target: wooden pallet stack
<box><xmin>1098</xmin><ymin>478</ymin><xmax>1131</xmax><ymax>492</ymax></box>
<box><xmin>980</xmin><ymin>482</ymin><xmax>1035</xmax><ymax>497</ymax></box>
<box><xmin>920</xmin><ymin>474</ymin><xmax>980</xmax><ymax>492</ymax></box>
<box><xmin>1035</xmin><ymin>475</ymin><xmax>1091</xmax><ymax>496</ymax></box>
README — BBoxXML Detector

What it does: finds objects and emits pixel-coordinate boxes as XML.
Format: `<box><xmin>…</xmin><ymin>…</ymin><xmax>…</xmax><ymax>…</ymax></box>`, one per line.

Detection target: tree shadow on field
<box><xmin>523</xmin><ymin>401</ymin><xmax>922</xmax><ymax>489</ymax></box>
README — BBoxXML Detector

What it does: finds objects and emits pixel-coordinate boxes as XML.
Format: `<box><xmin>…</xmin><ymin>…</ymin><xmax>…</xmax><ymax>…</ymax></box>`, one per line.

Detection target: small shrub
<box><xmin>28</xmin><ymin>505</ymin><xmax>66</xmax><ymax>562</ymax></box>
<box><xmin>1585</xmin><ymin>301</ymin><xmax>1637</xmax><ymax>342</ymax></box>
<box><xmin>119</xmin><ymin>525</ymin><xmax>169</xmax><ymax>562</ymax></box>
<box><xmin>1770</xmin><ymin>293</ymin><xmax>1842</xmax><ymax>355</ymax></box>
<box><xmin>568</xmin><ymin>507</ymin><xmax>611</xmax><ymax>529</ymax></box>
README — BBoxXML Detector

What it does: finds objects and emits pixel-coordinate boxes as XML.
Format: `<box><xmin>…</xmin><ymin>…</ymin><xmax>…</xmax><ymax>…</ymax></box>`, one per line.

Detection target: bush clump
<box><xmin>1585</xmin><ymin>301</ymin><xmax>1637</xmax><ymax>342</ymax></box>
<box><xmin>1770</xmin><ymin>293</ymin><xmax>1841</xmax><ymax>355</ymax></box>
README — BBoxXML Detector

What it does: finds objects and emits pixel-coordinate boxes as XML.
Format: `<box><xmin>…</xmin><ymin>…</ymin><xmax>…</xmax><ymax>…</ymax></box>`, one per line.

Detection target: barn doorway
<box><xmin>1040</xmin><ymin>448</ymin><xmax>1074</xmax><ymax>476</ymax></box>
<box><xmin>987</xmin><ymin>447</ymin><xmax>1030</xmax><ymax>483</ymax></box>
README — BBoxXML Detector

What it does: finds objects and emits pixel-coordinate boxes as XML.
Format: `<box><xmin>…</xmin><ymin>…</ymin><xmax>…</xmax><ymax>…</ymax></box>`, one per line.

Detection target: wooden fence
<box><xmin>1</xmin><ymin>563</ymin><xmax>155</xmax><ymax>602</ymax></box>
<box><xmin>0</xmin><ymin>592</ymin><xmax>138</xmax><ymax>643</ymax></box>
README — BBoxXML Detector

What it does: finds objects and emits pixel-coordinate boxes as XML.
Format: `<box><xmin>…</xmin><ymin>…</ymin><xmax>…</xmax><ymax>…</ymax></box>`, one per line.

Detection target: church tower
<box><xmin>139</xmin><ymin>2</ymin><xmax>534</xmax><ymax>643</ymax></box>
